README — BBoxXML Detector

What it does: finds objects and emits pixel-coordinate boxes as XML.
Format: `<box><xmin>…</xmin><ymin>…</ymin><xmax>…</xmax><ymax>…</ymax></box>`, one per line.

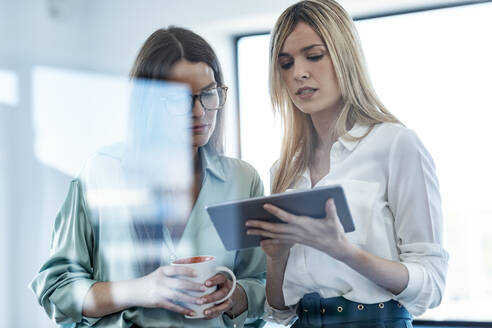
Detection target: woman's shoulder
<box><xmin>369</xmin><ymin>123</ymin><xmax>430</xmax><ymax>162</ymax></box>
<box><xmin>210</xmin><ymin>153</ymin><xmax>263</xmax><ymax>196</ymax></box>
<box><xmin>371</xmin><ymin>122</ymin><xmax>408</xmax><ymax>138</ymax></box>
<box><xmin>77</xmin><ymin>143</ymin><xmax>126</xmax><ymax>190</ymax></box>
<box><xmin>215</xmin><ymin>153</ymin><xmax>260</xmax><ymax>179</ymax></box>
<box><xmin>84</xmin><ymin>143</ymin><xmax>125</xmax><ymax>167</ymax></box>
<box><xmin>369</xmin><ymin>123</ymin><xmax>421</xmax><ymax>147</ymax></box>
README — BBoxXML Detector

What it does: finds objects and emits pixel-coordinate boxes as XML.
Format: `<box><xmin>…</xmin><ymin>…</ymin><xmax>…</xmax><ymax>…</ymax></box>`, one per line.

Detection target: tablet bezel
<box><xmin>205</xmin><ymin>185</ymin><xmax>355</xmax><ymax>251</ymax></box>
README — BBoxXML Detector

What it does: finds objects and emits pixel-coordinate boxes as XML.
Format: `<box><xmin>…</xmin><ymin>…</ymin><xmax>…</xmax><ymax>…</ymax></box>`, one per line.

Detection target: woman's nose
<box><xmin>293</xmin><ymin>62</ymin><xmax>310</xmax><ymax>81</ymax></box>
<box><xmin>191</xmin><ymin>96</ymin><xmax>205</xmax><ymax>118</ymax></box>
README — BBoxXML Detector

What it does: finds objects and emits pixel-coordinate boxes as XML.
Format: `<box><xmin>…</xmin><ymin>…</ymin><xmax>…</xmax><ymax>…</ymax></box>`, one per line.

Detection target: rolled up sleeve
<box><xmin>263</xmin><ymin>299</ymin><xmax>297</xmax><ymax>325</ymax></box>
<box><xmin>223</xmin><ymin>243</ymin><xmax>266</xmax><ymax>327</ymax></box>
<box><xmin>388</xmin><ymin>129</ymin><xmax>449</xmax><ymax>316</ymax></box>
<box><xmin>29</xmin><ymin>180</ymin><xmax>99</xmax><ymax>325</ymax></box>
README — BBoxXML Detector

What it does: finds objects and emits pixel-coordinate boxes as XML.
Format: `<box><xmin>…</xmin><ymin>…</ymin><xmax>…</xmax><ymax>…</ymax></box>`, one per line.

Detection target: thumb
<box><xmin>325</xmin><ymin>198</ymin><xmax>337</xmax><ymax>219</ymax></box>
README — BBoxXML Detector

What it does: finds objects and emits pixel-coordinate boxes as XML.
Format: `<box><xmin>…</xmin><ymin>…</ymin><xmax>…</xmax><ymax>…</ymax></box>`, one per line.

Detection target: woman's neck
<box><xmin>193</xmin><ymin>147</ymin><xmax>202</xmax><ymax>175</ymax></box>
<box><xmin>310</xmin><ymin>105</ymin><xmax>341</xmax><ymax>150</ymax></box>
<box><xmin>191</xmin><ymin>147</ymin><xmax>203</xmax><ymax>206</ymax></box>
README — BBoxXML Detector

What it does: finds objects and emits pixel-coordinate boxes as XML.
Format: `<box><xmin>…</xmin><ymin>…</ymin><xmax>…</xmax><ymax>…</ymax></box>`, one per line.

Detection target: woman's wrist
<box><xmin>83</xmin><ymin>279</ymin><xmax>141</xmax><ymax>317</ymax></box>
<box><xmin>225</xmin><ymin>284</ymin><xmax>247</xmax><ymax>318</ymax></box>
<box><xmin>318</xmin><ymin>233</ymin><xmax>358</xmax><ymax>263</ymax></box>
<box><xmin>267</xmin><ymin>250</ymin><xmax>290</xmax><ymax>264</ymax></box>
<box><xmin>107</xmin><ymin>279</ymin><xmax>142</xmax><ymax>309</ymax></box>
<box><xmin>125</xmin><ymin>277</ymin><xmax>148</xmax><ymax>308</ymax></box>
<box><xmin>265</xmin><ymin>251</ymin><xmax>290</xmax><ymax>310</ymax></box>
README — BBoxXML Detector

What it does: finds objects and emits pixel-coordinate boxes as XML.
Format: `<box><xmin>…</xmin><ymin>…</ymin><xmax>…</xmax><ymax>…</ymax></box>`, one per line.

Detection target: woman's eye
<box><xmin>202</xmin><ymin>90</ymin><xmax>215</xmax><ymax>97</ymax></box>
<box><xmin>307</xmin><ymin>54</ymin><xmax>323</xmax><ymax>61</ymax></box>
<box><xmin>279</xmin><ymin>61</ymin><xmax>293</xmax><ymax>70</ymax></box>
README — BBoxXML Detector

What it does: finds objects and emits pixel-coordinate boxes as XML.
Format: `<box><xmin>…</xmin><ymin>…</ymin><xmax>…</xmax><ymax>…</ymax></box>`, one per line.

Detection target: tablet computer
<box><xmin>206</xmin><ymin>185</ymin><xmax>354</xmax><ymax>251</ymax></box>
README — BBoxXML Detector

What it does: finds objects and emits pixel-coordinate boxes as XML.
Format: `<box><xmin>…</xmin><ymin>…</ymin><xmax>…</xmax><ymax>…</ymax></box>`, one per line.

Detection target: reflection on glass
<box><xmin>33</xmin><ymin>70</ymin><xmax>194</xmax><ymax>279</ymax></box>
<box><xmin>32</xmin><ymin>66</ymin><xmax>131</xmax><ymax>176</ymax></box>
<box><xmin>78</xmin><ymin>78</ymin><xmax>193</xmax><ymax>279</ymax></box>
<box><xmin>0</xmin><ymin>69</ymin><xmax>18</xmax><ymax>107</ymax></box>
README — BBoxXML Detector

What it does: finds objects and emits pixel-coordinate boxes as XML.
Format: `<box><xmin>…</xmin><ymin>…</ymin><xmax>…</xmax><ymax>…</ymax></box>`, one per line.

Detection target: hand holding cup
<box><xmin>171</xmin><ymin>255</ymin><xmax>236</xmax><ymax>319</ymax></box>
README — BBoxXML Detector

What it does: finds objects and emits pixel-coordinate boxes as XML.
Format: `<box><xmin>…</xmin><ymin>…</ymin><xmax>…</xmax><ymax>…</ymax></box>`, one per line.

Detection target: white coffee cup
<box><xmin>171</xmin><ymin>255</ymin><xmax>236</xmax><ymax>319</ymax></box>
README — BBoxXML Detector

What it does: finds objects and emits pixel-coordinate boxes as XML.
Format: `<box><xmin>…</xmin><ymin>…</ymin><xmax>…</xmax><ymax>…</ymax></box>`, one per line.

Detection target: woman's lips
<box><xmin>191</xmin><ymin>124</ymin><xmax>209</xmax><ymax>134</ymax></box>
<box><xmin>296</xmin><ymin>87</ymin><xmax>318</xmax><ymax>100</ymax></box>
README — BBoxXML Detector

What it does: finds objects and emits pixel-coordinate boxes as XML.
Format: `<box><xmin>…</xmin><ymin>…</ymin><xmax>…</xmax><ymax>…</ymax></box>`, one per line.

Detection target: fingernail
<box><xmin>189</xmin><ymin>311</ymin><xmax>196</xmax><ymax>316</ymax></box>
<box><xmin>246</xmin><ymin>230</ymin><xmax>251</xmax><ymax>235</ymax></box>
<box><xmin>205</xmin><ymin>310</ymin><xmax>211</xmax><ymax>316</ymax></box>
<box><xmin>245</xmin><ymin>222</ymin><xmax>250</xmax><ymax>226</ymax></box>
<box><xmin>196</xmin><ymin>299</ymin><xmax>204</xmax><ymax>305</ymax></box>
<box><xmin>205</xmin><ymin>281</ymin><xmax>212</xmax><ymax>287</ymax></box>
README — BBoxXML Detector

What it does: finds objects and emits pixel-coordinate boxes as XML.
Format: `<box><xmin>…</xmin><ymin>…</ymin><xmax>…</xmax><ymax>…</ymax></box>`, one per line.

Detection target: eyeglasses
<box><xmin>191</xmin><ymin>86</ymin><xmax>228</xmax><ymax>111</ymax></box>
<box><xmin>162</xmin><ymin>86</ymin><xmax>228</xmax><ymax>116</ymax></box>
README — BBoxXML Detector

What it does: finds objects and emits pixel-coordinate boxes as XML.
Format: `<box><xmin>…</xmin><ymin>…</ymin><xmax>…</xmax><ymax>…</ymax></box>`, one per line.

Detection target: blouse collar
<box><xmin>337</xmin><ymin>122</ymin><xmax>371</xmax><ymax>152</ymax></box>
<box><xmin>199</xmin><ymin>146</ymin><xmax>226</xmax><ymax>182</ymax></box>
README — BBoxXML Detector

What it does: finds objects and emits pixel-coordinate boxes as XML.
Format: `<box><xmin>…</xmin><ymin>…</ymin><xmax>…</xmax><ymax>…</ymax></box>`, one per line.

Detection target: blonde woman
<box><xmin>246</xmin><ymin>1</ymin><xmax>449</xmax><ymax>327</ymax></box>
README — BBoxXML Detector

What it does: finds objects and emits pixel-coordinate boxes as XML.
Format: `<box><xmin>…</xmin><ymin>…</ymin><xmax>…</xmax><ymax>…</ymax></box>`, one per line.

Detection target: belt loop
<box><xmin>299</xmin><ymin>293</ymin><xmax>322</xmax><ymax>327</ymax></box>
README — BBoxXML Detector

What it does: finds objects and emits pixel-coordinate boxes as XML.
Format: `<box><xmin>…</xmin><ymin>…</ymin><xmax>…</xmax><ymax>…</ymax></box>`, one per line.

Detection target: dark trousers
<box><xmin>292</xmin><ymin>293</ymin><xmax>413</xmax><ymax>328</ymax></box>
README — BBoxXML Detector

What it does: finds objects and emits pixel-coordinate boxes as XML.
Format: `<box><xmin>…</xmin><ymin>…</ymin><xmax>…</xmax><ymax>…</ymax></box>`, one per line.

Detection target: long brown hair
<box><xmin>270</xmin><ymin>0</ymin><xmax>400</xmax><ymax>193</ymax></box>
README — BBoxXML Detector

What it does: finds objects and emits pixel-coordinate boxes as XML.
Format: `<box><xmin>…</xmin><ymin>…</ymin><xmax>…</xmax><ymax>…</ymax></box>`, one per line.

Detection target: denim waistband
<box><xmin>295</xmin><ymin>293</ymin><xmax>412</xmax><ymax>328</ymax></box>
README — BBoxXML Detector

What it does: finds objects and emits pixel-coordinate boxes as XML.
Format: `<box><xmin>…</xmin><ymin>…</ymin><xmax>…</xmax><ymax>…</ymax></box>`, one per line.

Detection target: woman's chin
<box><xmin>192</xmin><ymin>136</ymin><xmax>211</xmax><ymax>149</ymax></box>
<box><xmin>295</xmin><ymin>102</ymin><xmax>341</xmax><ymax>116</ymax></box>
<box><xmin>296</xmin><ymin>105</ymin><xmax>323</xmax><ymax>115</ymax></box>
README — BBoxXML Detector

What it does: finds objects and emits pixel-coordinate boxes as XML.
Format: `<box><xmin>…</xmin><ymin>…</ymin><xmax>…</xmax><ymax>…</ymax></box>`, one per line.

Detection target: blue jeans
<box><xmin>291</xmin><ymin>293</ymin><xmax>413</xmax><ymax>328</ymax></box>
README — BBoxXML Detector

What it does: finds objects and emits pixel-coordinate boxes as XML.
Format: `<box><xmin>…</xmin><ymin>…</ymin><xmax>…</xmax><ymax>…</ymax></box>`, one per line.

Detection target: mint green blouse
<box><xmin>29</xmin><ymin>146</ymin><xmax>266</xmax><ymax>328</ymax></box>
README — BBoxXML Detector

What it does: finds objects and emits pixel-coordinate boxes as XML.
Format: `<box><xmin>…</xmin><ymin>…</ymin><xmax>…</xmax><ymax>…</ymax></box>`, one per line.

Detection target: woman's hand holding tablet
<box><xmin>206</xmin><ymin>185</ymin><xmax>354</xmax><ymax>251</ymax></box>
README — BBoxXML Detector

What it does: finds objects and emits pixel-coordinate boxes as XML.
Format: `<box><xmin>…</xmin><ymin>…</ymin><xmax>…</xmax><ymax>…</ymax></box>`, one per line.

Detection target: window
<box><xmin>237</xmin><ymin>2</ymin><xmax>492</xmax><ymax>324</ymax></box>
<box><xmin>0</xmin><ymin>69</ymin><xmax>18</xmax><ymax>107</ymax></box>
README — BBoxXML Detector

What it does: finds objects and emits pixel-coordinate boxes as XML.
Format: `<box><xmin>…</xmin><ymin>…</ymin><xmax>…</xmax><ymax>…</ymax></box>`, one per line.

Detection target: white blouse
<box><xmin>264</xmin><ymin>123</ymin><xmax>449</xmax><ymax>324</ymax></box>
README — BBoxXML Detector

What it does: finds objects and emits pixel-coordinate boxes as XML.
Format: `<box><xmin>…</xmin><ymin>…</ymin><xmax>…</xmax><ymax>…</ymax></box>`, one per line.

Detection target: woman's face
<box><xmin>169</xmin><ymin>60</ymin><xmax>218</xmax><ymax>151</ymax></box>
<box><xmin>278</xmin><ymin>22</ymin><xmax>342</xmax><ymax>116</ymax></box>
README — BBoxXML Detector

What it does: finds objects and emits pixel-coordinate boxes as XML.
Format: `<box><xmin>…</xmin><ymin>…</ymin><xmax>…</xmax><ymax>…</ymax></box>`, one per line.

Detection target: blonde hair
<box><xmin>270</xmin><ymin>0</ymin><xmax>400</xmax><ymax>193</ymax></box>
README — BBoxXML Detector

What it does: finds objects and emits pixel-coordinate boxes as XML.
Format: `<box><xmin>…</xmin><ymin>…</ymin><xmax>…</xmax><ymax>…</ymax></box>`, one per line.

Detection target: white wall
<box><xmin>0</xmin><ymin>0</ymin><xmax>467</xmax><ymax>326</ymax></box>
<box><xmin>0</xmin><ymin>1</ymin><xmax>12</xmax><ymax>320</ymax></box>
